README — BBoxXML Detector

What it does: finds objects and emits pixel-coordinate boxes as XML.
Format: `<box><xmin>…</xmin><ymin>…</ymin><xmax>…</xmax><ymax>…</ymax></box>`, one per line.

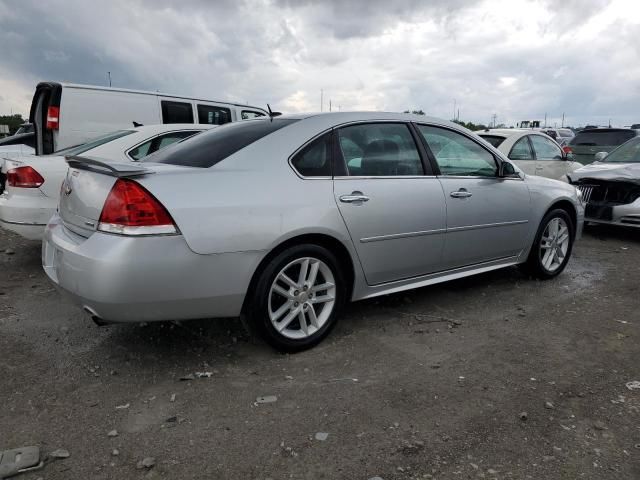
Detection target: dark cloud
<box><xmin>0</xmin><ymin>0</ymin><xmax>638</xmax><ymax>127</ymax></box>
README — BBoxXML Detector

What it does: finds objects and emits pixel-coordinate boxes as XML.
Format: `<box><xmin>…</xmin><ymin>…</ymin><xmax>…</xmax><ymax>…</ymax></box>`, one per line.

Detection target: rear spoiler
<box><xmin>66</xmin><ymin>155</ymin><xmax>151</xmax><ymax>177</ymax></box>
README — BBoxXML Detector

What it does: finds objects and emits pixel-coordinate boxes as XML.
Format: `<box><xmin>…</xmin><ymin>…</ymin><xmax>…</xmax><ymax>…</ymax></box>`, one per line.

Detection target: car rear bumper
<box><xmin>0</xmin><ymin>189</ymin><xmax>55</xmax><ymax>240</ymax></box>
<box><xmin>42</xmin><ymin>213</ymin><xmax>263</xmax><ymax>323</ymax></box>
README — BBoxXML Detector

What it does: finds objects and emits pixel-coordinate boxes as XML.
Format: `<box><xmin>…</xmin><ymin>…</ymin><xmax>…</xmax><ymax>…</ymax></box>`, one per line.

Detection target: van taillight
<box><xmin>98</xmin><ymin>179</ymin><xmax>178</xmax><ymax>236</ymax></box>
<box><xmin>46</xmin><ymin>106</ymin><xmax>60</xmax><ymax>130</ymax></box>
<box><xmin>562</xmin><ymin>146</ymin><xmax>572</xmax><ymax>154</ymax></box>
<box><xmin>7</xmin><ymin>166</ymin><xmax>45</xmax><ymax>188</ymax></box>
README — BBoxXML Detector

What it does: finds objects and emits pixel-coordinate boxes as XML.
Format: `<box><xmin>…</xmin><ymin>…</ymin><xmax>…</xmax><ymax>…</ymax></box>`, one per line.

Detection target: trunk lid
<box><xmin>59</xmin><ymin>156</ymin><xmax>150</xmax><ymax>237</ymax></box>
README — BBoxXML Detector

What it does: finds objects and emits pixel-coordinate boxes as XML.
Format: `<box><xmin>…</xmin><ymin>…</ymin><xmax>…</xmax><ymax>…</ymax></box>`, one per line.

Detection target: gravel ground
<box><xmin>1</xmin><ymin>225</ymin><xmax>639</xmax><ymax>480</ymax></box>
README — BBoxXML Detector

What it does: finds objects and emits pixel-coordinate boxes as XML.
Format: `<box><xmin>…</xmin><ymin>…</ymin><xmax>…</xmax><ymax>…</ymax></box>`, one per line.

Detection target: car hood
<box><xmin>567</xmin><ymin>162</ymin><xmax>640</xmax><ymax>185</ymax></box>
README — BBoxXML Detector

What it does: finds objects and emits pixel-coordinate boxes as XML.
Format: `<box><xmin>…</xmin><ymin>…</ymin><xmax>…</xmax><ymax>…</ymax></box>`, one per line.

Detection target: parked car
<box><xmin>542</xmin><ymin>128</ymin><xmax>575</xmax><ymax>146</ymax></box>
<box><xmin>568</xmin><ymin>136</ymin><xmax>640</xmax><ymax>227</ymax></box>
<box><xmin>565</xmin><ymin>128</ymin><xmax>640</xmax><ymax>164</ymax></box>
<box><xmin>478</xmin><ymin>129</ymin><xmax>582</xmax><ymax>180</ymax></box>
<box><xmin>29</xmin><ymin>82</ymin><xmax>269</xmax><ymax>155</ymax></box>
<box><xmin>0</xmin><ymin>124</ymin><xmax>214</xmax><ymax>239</ymax></box>
<box><xmin>42</xmin><ymin>112</ymin><xmax>583</xmax><ymax>352</ymax></box>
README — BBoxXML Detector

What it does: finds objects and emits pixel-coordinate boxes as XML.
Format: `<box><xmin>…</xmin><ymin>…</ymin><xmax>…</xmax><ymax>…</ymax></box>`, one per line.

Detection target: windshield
<box><xmin>601</xmin><ymin>136</ymin><xmax>640</xmax><ymax>163</ymax></box>
<box><xmin>53</xmin><ymin>130</ymin><xmax>135</xmax><ymax>156</ymax></box>
<box><xmin>478</xmin><ymin>135</ymin><xmax>506</xmax><ymax>147</ymax></box>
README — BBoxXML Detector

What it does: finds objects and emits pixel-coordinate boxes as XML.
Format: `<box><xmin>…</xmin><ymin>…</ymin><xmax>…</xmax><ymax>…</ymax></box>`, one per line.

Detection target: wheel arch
<box><xmin>545</xmin><ymin>199</ymin><xmax>578</xmax><ymax>232</ymax></box>
<box><xmin>241</xmin><ymin>232</ymin><xmax>357</xmax><ymax>315</ymax></box>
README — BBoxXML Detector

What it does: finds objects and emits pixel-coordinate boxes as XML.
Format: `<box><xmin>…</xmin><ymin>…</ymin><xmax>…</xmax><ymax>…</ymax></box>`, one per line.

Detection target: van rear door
<box><xmin>29</xmin><ymin>82</ymin><xmax>62</xmax><ymax>155</ymax></box>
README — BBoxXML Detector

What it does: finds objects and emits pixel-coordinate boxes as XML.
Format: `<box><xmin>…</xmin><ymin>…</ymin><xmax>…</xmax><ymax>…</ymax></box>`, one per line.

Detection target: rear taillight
<box><xmin>46</xmin><ymin>106</ymin><xmax>60</xmax><ymax>130</ymax></box>
<box><xmin>98</xmin><ymin>178</ymin><xmax>177</xmax><ymax>235</ymax></box>
<box><xmin>562</xmin><ymin>146</ymin><xmax>572</xmax><ymax>154</ymax></box>
<box><xmin>7</xmin><ymin>166</ymin><xmax>45</xmax><ymax>188</ymax></box>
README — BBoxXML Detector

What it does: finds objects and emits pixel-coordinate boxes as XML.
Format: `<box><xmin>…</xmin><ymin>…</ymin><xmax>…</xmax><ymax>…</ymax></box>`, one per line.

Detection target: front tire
<box><xmin>248</xmin><ymin>244</ymin><xmax>346</xmax><ymax>352</ymax></box>
<box><xmin>521</xmin><ymin>208</ymin><xmax>575</xmax><ymax>279</ymax></box>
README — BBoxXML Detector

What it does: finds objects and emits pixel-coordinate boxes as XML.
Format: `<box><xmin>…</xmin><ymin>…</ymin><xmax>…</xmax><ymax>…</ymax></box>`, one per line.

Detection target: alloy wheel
<box><xmin>268</xmin><ymin>257</ymin><xmax>336</xmax><ymax>339</ymax></box>
<box><xmin>539</xmin><ymin>217</ymin><xmax>570</xmax><ymax>272</ymax></box>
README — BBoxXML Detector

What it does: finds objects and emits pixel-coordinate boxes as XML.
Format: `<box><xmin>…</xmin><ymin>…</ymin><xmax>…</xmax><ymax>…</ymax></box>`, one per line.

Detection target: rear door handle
<box><xmin>339</xmin><ymin>192</ymin><xmax>370</xmax><ymax>203</ymax></box>
<box><xmin>450</xmin><ymin>190</ymin><xmax>472</xmax><ymax>198</ymax></box>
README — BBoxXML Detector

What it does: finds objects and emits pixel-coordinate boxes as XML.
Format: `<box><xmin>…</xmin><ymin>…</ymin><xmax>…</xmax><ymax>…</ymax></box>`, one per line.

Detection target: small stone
<box><xmin>179</xmin><ymin>374</ymin><xmax>195</xmax><ymax>381</ymax></box>
<box><xmin>170</xmin><ymin>393</ymin><xmax>176</xmax><ymax>402</ymax></box>
<box><xmin>112</xmin><ymin>449</ymin><xmax>120</xmax><ymax>456</ymax></box>
<box><xmin>256</xmin><ymin>395</ymin><xmax>277</xmax><ymax>404</ymax></box>
<box><xmin>107</xmin><ymin>429</ymin><xmax>118</xmax><ymax>437</ymax></box>
<box><xmin>137</xmin><ymin>457</ymin><xmax>155</xmax><ymax>469</ymax></box>
<box><xmin>4</xmin><ymin>248</ymin><xmax>15</xmax><ymax>255</ymax></box>
<box><xmin>543</xmin><ymin>455</ymin><xmax>555</xmax><ymax>462</ymax></box>
<box><xmin>166</xmin><ymin>416</ymin><xmax>177</xmax><ymax>423</ymax></box>
<box><xmin>553</xmin><ymin>446</ymin><xmax>562</xmax><ymax>452</ymax></box>
<box><xmin>487</xmin><ymin>469</ymin><xmax>497</xmax><ymax>475</ymax></box>
<box><xmin>50</xmin><ymin>449</ymin><xmax>70</xmax><ymax>459</ymax></box>
<box><xmin>520</xmin><ymin>412</ymin><xmax>528</xmax><ymax>421</ymax></box>
<box><xmin>315</xmin><ymin>432</ymin><xmax>329</xmax><ymax>441</ymax></box>
<box><xmin>115</xmin><ymin>403</ymin><xmax>130</xmax><ymax>410</ymax></box>
<box><xmin>368</xmin><ymin>477</ymin><xmax>384</xmax><ymax>480</ymax></box>
<box><xmin>544</xmin><ymin>401</ymin><xmax>554</xmax><ymax>409</ymax></box>
<box><xmin>594</xmin><ymin>420</ymin><xmax>607</xmax><ymax>431</ymax></box>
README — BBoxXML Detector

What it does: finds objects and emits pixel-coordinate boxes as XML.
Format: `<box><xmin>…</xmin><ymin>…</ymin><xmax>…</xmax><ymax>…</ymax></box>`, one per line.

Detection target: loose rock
<box><xmin>50</xmin><ymin>448</ymin><xmax>70</xmax><ymax>459</ymax></box>
<box><xmin>544</xmin><ymin>401</ymin><xmax>554</xmax><ymax>409</ymax></box>
<box><xmin>107</xmin><ymin>429</ymin><xmax>118</xmax><ymax>437</ymax></box>
<box><xmin>136</xmin><ymin>457</ymin><xmax>155</xmax><ymax>469</ymax></box>
<box><xmin>315</xmin><ymin>432</ymin><xmax>329</xmax><ymax>441</ymax></box>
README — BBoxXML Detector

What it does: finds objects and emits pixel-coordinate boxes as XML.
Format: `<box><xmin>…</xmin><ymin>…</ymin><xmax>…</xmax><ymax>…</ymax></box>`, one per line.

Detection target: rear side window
<box><xmin>161</xmin><ymin>101</ymin><xmax>194</xmax><ymax>124</ymax></box>
<box><xmin>509</xmin><ymin>137</ymin><xmax>534</xmax><ymax>160</ymax></box>
<box><xmin>145</xmin><ymin>119</ymin><xmax>299</xmax><ymax>168</ymax></box>
<box><xmin>479</xmin><ymin>135</ymin><xmax>505</xmax><ymax>147</ymax></box>
<box><xmin>570</xmin><ymin>130</ymin><xmax>635</xmax><ymax>147</ymax></box>
<box><xmin>291</xmin><ymin>132</ymin><xmax>332</xmax><ymax>177</ymax></box>
<box><xmin>198</xmin><ymin>105</ymin><xmax>232</xmax><ymax>125</ymax></box>
<box><xmin>128</xmin><ymin>131</ymin><xmax>199</xmax><ymax>161</ymax></box>
<box><xmin>242</xmin><ymin>110</ymin><xmax>266</xmax><ymax>120</ymax></box>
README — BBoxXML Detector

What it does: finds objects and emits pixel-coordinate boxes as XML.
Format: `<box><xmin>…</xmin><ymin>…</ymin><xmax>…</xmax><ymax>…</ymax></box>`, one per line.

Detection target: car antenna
<box><xmin>267</xmin><ymin>104</ymin><xmax>274</xmax><ymax>122</ymax></box>
<box><xmin>133</xmin><ymin>121</ymin><xmax>143</xmax><ymax>127</ymax></box>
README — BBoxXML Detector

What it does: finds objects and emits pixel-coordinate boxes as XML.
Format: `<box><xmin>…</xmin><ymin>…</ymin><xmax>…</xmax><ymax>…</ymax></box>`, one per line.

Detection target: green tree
<box><xmin>403</xmin><ymin>110</ymin><xmax>425</xmax><ymax>115</ymax></box>
<box><xmin>0</xmin><ymin>114</ymin><xmax>26</xmax><ymax>134</ymax></box>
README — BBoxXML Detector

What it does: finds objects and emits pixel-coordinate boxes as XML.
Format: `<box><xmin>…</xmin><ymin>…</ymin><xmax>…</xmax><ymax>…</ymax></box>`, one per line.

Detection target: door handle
<box><xmin>535</xmin><ymin>166</ymin><xmax>544</xmax><ymax>170</ymax></box>
<box><xmin>450</xmin><ymin>189</ymin><xmax>472</xmax><ymax>199</ymax></box>
<box><xmin>339</xmin><ymin>192</ymin><xmax>370</xmax><ymax>203</ymax></box>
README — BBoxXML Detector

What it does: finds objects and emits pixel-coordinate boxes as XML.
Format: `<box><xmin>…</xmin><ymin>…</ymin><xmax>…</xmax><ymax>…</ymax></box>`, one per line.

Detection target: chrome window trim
<box><xmin>447</xmin><ymin>219</ymin><xmax>529</xmax><ymax>233</ymax></box>
<box><xmin>334</xmin><ymin>175</ymin><xmax>438</xmax><ymax>180</ymax></box>
<box><xmin>361</xmin><ymin>228</ymin><xmax>446</xmax><ymax>243</ymax></box>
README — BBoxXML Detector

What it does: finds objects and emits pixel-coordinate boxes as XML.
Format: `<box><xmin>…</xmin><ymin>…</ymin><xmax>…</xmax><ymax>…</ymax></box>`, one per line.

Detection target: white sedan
<box><xmin>0</xmin><ymin>124</ymin><xmax>214</xmax><ymax>240</ymax></box>
<box><xmin>478</xmin><ymin>129</ymin><xmax>582</xmax><ymax>180</ymax></box>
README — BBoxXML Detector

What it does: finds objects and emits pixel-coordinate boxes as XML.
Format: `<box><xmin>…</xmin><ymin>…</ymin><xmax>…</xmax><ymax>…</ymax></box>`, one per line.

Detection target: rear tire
<box><xmin>521</xmin><ymin>208</ymin><xmax>575</xmax><ymax>279</ymax></box>
<box><xmin>248</xmin><ymin>244</ymin><xmax>346</xmax><ymax>352</ymax></box>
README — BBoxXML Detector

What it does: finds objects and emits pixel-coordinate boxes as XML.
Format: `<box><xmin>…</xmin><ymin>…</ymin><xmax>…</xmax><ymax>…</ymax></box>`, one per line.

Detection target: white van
<box><xmin>29</xmin><ymin>82</ymin><xmax>269</xmax><ymax>155</ymax></box>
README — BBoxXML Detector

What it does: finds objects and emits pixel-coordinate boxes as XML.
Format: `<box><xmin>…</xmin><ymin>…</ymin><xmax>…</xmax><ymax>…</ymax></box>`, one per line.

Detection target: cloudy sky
<box><xmin>0</xmin><ymin>0</ymin><xmax>639</xmax><ymax>127</ymax></box>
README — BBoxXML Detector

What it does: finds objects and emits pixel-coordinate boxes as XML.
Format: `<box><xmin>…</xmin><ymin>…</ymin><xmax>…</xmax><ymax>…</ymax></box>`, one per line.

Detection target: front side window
<box><xmin>128</xmin><ymin>131</ymin><xmax>199</xmax><ymax>161</ymax></box>
<box><xmin>241</xmin><ymin>110</ymin><xmax>266</xmax><ymax>120</ymax></box>
<box><xmin>291</xmin><ymin>132</ymin><xmax>332</xmax><ymax>177</ymax></box>
<box><xmin>161</xmin><ymin>101</ymin><xmax>194</xmax><ymax>124</ymax></box>
<box><xmin>509</xmin><ymin>137</ymin><xmax>534</xmax><ymax>160</ymax></box>
<box><xmin>337</xmin><ymin>123</ymin><xmax>423</xmax><ymax>176</ymax></box>
<box><xmin>417</xmin><ymin>125</ymin><xmax>497</xmax><ymax>177</ymax></box>
<box><xmin>530</xmin><ymin>134</ymin><xmax>562</xmax><ymax>161</ymax></box>
<box><xmin>198</xmin><ymin>105</ymin><xmax>232</xmax><ymax>125</ymax></box>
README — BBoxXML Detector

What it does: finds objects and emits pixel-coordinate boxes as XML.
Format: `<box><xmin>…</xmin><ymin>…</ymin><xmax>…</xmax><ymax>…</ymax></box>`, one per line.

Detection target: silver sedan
<box><xmin>42</xmin><ymin>112</ymin><xmax>584</xmax><ymax>351</ymax></box>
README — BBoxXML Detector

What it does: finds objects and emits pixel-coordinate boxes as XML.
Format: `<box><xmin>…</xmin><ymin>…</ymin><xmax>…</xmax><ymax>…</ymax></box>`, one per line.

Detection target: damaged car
<box><xmin>568</xmin><ymin>136</ymin><xmax>640</xmax><ymax>227</ymax></box>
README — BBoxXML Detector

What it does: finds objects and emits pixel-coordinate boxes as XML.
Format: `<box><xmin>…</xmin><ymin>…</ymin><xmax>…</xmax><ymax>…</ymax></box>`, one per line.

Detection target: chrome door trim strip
<box><xmin>448</xmin><ymin>219</ymin><xmax>529</xmax><ymax>232</ymax></box>
<box><xmin>360</xmin><ymin>228</ymin><xmax>446</xmax><ymax>243</ymax></box>
<box><xmin>359</xmin><ymin>220</ymin><xmax>527</xmax><ymax>243</ymax></box>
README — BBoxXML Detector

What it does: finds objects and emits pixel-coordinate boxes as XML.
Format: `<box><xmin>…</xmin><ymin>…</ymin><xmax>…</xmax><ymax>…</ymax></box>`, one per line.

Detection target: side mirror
<box><xmin>499</xmin><ymin>161</ymin><xmax>517</xmax><ymax>177</ymax></box>
<box><xmin>594</xmin><ymin>151</ymin><xmax>607</xmax><ymax>162</ymax></box>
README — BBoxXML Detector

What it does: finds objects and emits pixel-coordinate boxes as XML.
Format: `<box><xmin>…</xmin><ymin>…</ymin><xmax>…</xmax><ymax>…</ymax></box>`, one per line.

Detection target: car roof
<box><xmin>478</xmin><ymin>129</ymin><xmax>531</xmax><ymax>138</ymax></box>
<box><xmin>276</xmin><ymin>111</ymin><xmax>467</xmax><ymax>130</ymax></box>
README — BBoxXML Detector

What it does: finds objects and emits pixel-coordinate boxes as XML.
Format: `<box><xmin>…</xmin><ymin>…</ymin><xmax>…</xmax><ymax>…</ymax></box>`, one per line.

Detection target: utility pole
<box><xmin>544</xmin><ymin>112</ymin><xmax>547</xmax><ymax>128</ymax></box>
<box><xmin>491</xmin><ymin>113</ymin><xmax>497</xmax><ymax>128</ymax></box>
<box><xmin>320</xmin><ymin>89</ymin><xmax>323</xmax><ymax>112</ymax></box>
<box><xmin>107</xmin><ymin>71</ymin><xmax>112</xmax><ymax>87</ymax></box>
<box><xmin>457</xmin><ymin>108</ymin><xmax>460</xmax><ymax>122</ymax></box>
<box><xmin>329</xmin><ymin>100</ymin><xmax>332</xmax><ymax>112</ymax></box>
<box><xmin>561</xmin><ymin>112</ymin><xmax>565</xmax><ymax>128</ymax></box>
<box><xmin>453</xmin><ymin>99</ymin><xmax>456</xmax><ymax>121</ymax></box>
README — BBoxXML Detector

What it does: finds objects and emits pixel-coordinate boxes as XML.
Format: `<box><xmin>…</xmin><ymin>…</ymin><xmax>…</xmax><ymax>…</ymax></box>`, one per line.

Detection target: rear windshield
<box><xmin>478</xmin><ymin>135</ymin><xmax>506</xmax><ymax>148</ymax></box>
<box><xmin>54</xmin><ymin>130</ymin><xmax>135</xmax><ymax>156</ymax></box>
<box><xmin>602</xmin><ymin>136</ymin><xmax>640</xmax><ymax>163</ymax></box>
<box><xmin>145</xmin><ymin>118</ymin><xmax>299</xmax><ymax>168</ymax></box>
<box><xmin>570</xmin><ymin>130</ymin><xmax>635</xmax><ymax>147</ymax></box>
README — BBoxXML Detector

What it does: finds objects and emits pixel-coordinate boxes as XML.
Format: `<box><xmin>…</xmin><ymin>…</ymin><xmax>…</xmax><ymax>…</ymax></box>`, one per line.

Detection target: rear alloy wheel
<box><xmin>250</xmin><ymin>244</ymin><xmax>346</xmax><ymax>352</ymax></box>
<box><xmin>522</xmin><ymin>209</ymin><xmax>574</xmax><ymax>279</ymax></box>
